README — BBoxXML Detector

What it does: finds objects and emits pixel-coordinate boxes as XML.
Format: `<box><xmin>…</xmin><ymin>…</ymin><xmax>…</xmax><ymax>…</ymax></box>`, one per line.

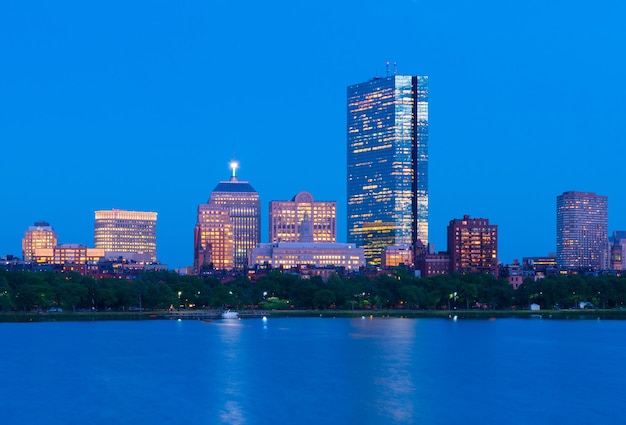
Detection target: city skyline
<box><xmin>1</xmin><ymin>1</ymin><xmax>626</xmax><ymax>268</ymax></box>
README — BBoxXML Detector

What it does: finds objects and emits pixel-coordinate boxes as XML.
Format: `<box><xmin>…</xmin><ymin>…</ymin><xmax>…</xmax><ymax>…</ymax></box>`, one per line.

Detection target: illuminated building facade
<box><xmin>248</xmin><ymin>242</ymin><xmax>365</xmax><ymax>270</ymax></box>
<box><xmin>94</xmin><ymin>210</ymin><xmax>157</xmax><ymax>262</ymax></box>
<box><xmin>194</xmin><ymin>206</ymin><xmax>233</xmax><ymax>271</ymax></box>
<box><xmin>22</xmin><ymin>221</ymin><xmax>58</xmax><ymax>261</ymax></box>
<box><xmin>556</xmin><ymin>191</ymin><xmax>608</xmax><ymax>270</ymax></box>
<box><xmin>347</xmin><ymin>72</ymin><xmax>428</xmax><ymax>265</ymax></box>
<box><xmin>416</xmin><ymin>252</ymin><xmax>451</xmax><ymax>277</ymax></box>
<box><xmin>269</xmin><ymin>191</ymin><xmax>336</xmax><ymax>243</ymax></box>
<box><xmin>251</xmin><ymin>214</ymin><xmax>364</xmax><ymax>270</ymax></box>
<box><xmin>609</xmin><ymin>231</ymin><xmax>626</xmax><ymax>271</ymax></box>
<box><xmin>522</xmin><ymin>256</ymin><xmax>558</xmax><ymax>277</ymax></box>
<box><xmin>194</xmin><ymin>162</ymin><xmax>260</xmax><ymax>271</ymax></box>
<box><xmin>382</xmin><ymin>245</ymin><xmax>413</xmax><ymax>268</ymax></box>
<box><xmin>447</xmin><ymin>215</ymin><xmax>498</xmax><ymax>276</ymax></box>
<box><xmin>33</xmin><ymin>244</ymin><xmax>105</xmax><ymax>265</ymax></box>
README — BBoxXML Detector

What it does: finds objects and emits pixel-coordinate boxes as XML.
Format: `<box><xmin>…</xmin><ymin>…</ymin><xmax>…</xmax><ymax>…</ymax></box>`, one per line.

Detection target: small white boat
<box><xmin>222</xmin><ymin>310</ymin><xmax>239</xmax><ymax>319</ymax></box>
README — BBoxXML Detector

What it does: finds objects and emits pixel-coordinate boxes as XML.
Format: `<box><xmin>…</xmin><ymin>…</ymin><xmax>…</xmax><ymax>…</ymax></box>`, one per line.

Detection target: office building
<box><xmin>447</xmin><ymin>215</ymin><xmax>498</xmax><ymax>276</ymax></box>
<box><xmin>556</xmin><ymin>191</ymin><xmax>608</xmax><ymax>270</ymax></box>
<box><xmin>194</xmin><ymin>206</ymin><xmax>233</xmax><ymax>271</ymax></box>
<box><xmin>250</xmin><ymin>214</ymin><xmax>364</xmax><ymax>270</ymax></box>
<box><xmin>269</xmin><ymin>191</ymin><xmax>336</xmax><ymax>243</ymax></box>
<box><xmin>94</xmin><ymin>210</ymin><xmax>157</xmax><ymax>262</ymax></box>
<box><xmin>33</xmin><ymin>244</ymin><xmax>105</xmax><ymax>265</ymax></box>
<box><xmin>22</xmin><ymin>221</ymin><xmax>58</xmax><ymax>261</ymax></box>
<box><xmin>522</xmin><ymin>256</ymin><xmax>558</xmax><ymax>277</ymax></box>
<box><xmin>347</xmin><ymin>70</ymin><xmax>428</xmax><ymax>265</ymax></box>
<box><xmin>194</xmin><ymin>162</ymin><xmax>260</xmax><ymax>271</ymax></box>
<box><xmin>249</xmin><ymin>242</ymin><xmax>365</xmax><ymax>271</ymax></box>
<box><xmin>382</xmin><ymin>245</ymin><xmax>413</xmax><ymax>268</ymax></box>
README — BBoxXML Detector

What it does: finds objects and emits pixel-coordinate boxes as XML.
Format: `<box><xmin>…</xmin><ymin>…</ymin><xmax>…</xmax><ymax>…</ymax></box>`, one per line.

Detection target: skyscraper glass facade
<box><xmin>347</xmin><ymin>74</ymin><xmax>428</xmax><ymax>265</ymax></box>
<box><xmin>556</xmin><ymin>191</ymin><xmax>608</xmax><ymax>270</ymax></box>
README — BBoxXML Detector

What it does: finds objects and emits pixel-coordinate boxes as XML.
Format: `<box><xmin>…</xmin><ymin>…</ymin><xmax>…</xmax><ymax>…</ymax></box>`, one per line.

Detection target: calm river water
<box><xmin>1</xmin><ymin>317</ymin><xmax>623</xmax><ymax>424</ymax></box>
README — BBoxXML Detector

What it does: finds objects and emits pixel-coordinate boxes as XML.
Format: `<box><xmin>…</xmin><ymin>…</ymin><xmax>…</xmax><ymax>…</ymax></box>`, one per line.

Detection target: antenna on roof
<box><xmin>229</xmin><ymin>160</ymin><xmax>239</xmax><ymax>181</ymax></box>
<box><xmin>386</xmin><ymin>61</ymin><xmax>390</xmax><ymax>77</ymax></box>
<box><xmin>394</xmin><ymin>62</ymin><xmax>397</xmax><ymax>75</ymax></box>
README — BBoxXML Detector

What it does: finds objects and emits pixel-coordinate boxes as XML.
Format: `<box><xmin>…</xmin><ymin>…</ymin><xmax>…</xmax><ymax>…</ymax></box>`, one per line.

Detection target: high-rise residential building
<box><xmin>447</xmin><ymin>215</ymin><xmax>498</xmax><ymax>276</ymax></box>
<box><xmin>22</xmin><ymin>221</ymin><xmax>58</xmax><ymax>261</ymax></box>
<box><xmin>94</xmin><ymin>210</ymin><xmax>158</xmax><ymax>262</ymax></box>
<box><xmin>269</xmin><ymin>191</ymin><xmax>336</xmax><ymax>243</ymax></box>
<box><xmin>194</xmin><ymin>162</ymin><xmax>260</xmax><ymax>271</ymax></box>
<box><xmin>347</xmin><ymin>70</ymin><xmax>428</xmax><ymax>265</ymax></box>
<box><xmin>556</xmin><ymin>191</ymin><xmax>608</xmax><ymax>270</ymax></box>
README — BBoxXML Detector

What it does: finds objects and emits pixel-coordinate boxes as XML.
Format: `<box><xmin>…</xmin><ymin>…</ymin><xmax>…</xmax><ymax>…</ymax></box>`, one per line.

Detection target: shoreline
<box><xmin>2</xmin><ymin>308</ymin><xmax>626</xmax><ymax>322</ymax></box>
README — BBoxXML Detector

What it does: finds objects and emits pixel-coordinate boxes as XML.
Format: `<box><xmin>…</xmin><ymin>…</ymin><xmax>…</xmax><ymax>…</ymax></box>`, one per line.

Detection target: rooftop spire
<box><xmin>229</xmin><ymin>160</ymin><xmax>239</xmax><ymax>181</ymax></box>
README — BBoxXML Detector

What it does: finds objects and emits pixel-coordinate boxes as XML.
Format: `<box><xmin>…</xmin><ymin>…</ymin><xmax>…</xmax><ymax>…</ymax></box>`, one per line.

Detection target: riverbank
<box><xmin>2</xmin><ymin>308</ymin><xmax>626</xmax><ymax>322</ymax></box>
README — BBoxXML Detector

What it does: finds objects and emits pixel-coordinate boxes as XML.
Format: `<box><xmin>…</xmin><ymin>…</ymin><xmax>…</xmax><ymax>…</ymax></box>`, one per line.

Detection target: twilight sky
<box><xmin>1</xmin><ymin>0</ymin><xmax>625</xmax><ymax>269</ymax></box>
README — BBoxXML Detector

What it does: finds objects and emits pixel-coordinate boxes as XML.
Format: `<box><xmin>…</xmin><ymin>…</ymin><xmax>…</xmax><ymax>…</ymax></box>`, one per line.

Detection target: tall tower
<box><xmin>194</xmin><ymin>162</ymin><xmax>260</xmax><ymax>271</ymax></box>
<box><xmin>556</xmin><ymin>191</ymin><xmax>608</xmax><ymax>270</ymax></box>
<box><xmin>447</xmin><ymin>215</ymin><xmax>498</xmax><ymax>276</ymax></box>
<box><xmin>269</xmin><ymin>191</ymin><xmax>336</xmax><ymax>243</ymax></box>
<box><xmin>347</xmin><ymin>72</ymin><xmax>428</xmax><ymax>265</ymax></box>
<box><xmin>94</xmin><ymin>210</ymin><xmax>158</xmax><ymax>261</ymax></box>
<box><xmin>22</xmin><ymin>221</ymin><xmax>58</xmax><ymax>261</ymax></box>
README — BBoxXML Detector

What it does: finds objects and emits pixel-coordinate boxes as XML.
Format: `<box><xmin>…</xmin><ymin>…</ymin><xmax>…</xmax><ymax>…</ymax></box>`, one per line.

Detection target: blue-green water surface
<box><xmin>1</xmin><ymin>317</ymin><xmax>623</xmax><ymax>424</ymax></box>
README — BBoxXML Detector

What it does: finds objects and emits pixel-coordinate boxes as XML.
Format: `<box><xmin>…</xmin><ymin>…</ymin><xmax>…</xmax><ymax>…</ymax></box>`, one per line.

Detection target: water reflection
<box><xmin>2</xmin><ymin>318</ymin><xmax>625</xmax><ymax>424</ymax></box>
<box><xmin>348</xmin><ymin>318</ymin><xmax>418</xmax><ymax>422</ymax></box>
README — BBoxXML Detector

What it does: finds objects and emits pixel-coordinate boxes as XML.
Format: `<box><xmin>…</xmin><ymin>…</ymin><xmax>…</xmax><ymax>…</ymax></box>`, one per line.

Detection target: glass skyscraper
<box><xmin>347</xmin><ymin>74</ymin><xmax>428</xmax><ymax>265</ymax></box>
<box><xmin>556</xmin><ymin>191</ymin><xmax>608</xmax><ymax>270</ymax></box>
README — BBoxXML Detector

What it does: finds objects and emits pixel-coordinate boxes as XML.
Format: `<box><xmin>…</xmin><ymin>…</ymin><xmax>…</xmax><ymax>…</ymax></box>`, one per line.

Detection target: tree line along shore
<box><xmin>1</xmin><ymin>269</ymin><xmax>626</xmax><ymax>319</ymax></box>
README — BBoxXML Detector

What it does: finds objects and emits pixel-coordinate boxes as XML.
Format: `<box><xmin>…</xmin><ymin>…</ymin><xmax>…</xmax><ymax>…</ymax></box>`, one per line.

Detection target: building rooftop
<box><xmin>258</xmin><ymin>242</ymin><xmax>357</xmax><ymax>250</ymax></box>
<box><xmin>212</xmin><ymin>178</ymin><xmax>257</xmax><ymax>194</ymax></box>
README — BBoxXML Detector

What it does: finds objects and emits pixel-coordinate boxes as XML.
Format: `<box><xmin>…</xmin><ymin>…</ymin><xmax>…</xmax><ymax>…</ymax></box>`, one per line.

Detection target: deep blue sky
<box><xmin>1</xmin><ymin>0</ymin><xmax>625</xmax><ymax>269</ymax></box>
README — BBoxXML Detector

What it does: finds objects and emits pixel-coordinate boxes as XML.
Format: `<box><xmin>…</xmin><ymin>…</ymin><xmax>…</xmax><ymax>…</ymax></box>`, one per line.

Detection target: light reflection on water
<box><xmin>1</xmin><ymin>318</ymin><xmax>625</xmax><ymax>424</ymax></box>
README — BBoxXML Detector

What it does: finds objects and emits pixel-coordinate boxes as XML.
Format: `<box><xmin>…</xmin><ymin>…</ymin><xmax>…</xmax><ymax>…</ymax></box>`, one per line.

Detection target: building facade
<box><xmin>194</xmin><ymin>205</ymin><xmax>233</xmax><ymax>271</ymax></box>
<box><xmin>347</xmin><ymin>72</ymin><xmax>428</xmax><ymax>265</ymax></box>
<box><xmin>33</xmin><ymin>244</ymin><xmax>105</xmax><ymax>265</ymax></box>
<box><xmin>22</xmin><ymin>221</ymin><xmax>58</xmax><ymax>261</ymax></box>
<box><xmin>447</xmin><ymin>215</ymin><xmax>498</xmax><ymax>276</ymax></box>
<box><xmin>94</xmin><ymin>210</ymin><xmax>158</xmax><ymax>262</ymax></box>
<box><xmin>416</xmin><ymin>252</ymin><xmax>451</xmax><ymax>277</ymax></box>
<box><xmin>250</xmin><ymin>214</ymin><xmax>364</xmax><ymax>270</ymax></box>
<box><xmin>269</xmin><ymin>191</ymin><xmax>336</xmax><ymax>243</ymax></box>
<box><xmin>194</xmin><ymin>163</ymin><xmax>260</xmax><ymax>271</ymax></box>
<box><xmin>609</xmin><ymin>231</ymin><xmax>626</xmax><ymax>271</ymax></box>
<box><xmin>382</xmin><ymin>245</ymin><xmax>413</xmax><ymax>268</ymax></box>
<box><xmin>556</xmin><ymin>191</ymin><xmax>608</xmax><ymax>270</ymax></box>
<box><xmin>248</xmin><ymin>242</ymin><xmax>365</xmax><ymax>271</ymax></box>
<box><xmin>522</xmin><ymin>256</ymin><xmax>558</xmax><ymax>278</ymax></box>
